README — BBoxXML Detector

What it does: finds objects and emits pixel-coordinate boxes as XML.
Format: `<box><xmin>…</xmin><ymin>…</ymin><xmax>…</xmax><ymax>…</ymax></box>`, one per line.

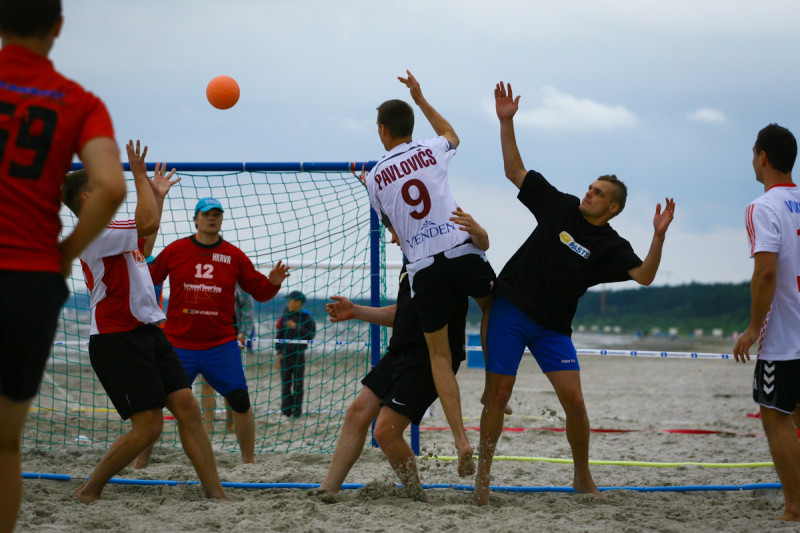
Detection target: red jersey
<box><xmin>0</xmin><ymin>45</ymin><xmax>115</xmax><ymax>273</ymax></box>
<box><xmin>150</xmin><ymin>236</ymin><xmax>280</xmax><ymax>349</ymax></box>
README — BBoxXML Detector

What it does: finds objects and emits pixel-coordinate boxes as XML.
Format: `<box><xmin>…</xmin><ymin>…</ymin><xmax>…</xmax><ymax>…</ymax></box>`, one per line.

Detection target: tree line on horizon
<box><xmin>571</xmin><ymin>281</ymin><xmax>751</xmax><ymax>336</ymax></box>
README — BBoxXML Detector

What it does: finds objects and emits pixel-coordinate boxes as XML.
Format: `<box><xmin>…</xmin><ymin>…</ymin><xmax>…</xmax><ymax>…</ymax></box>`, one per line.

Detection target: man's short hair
<box><xmin>376</xmin><ymin>99</ymin><xmax>414</xmax><ymax>139</ymax></box>
<box><xmin>755</xmin><ymin>123</ymin><xmax>797</xmax><ymax>174</ymax></box>
<box><xmin>597</xmin><ymin>174</ymin><xmax>627</xmax><ymax>216</ymax></box>
<box><xmin>0</xmin><ymin>0</ymin><xmax>61</xmax><ymax>38</ymax></box>
<box><xmin>62</xmin><ymin>169</ymin><xmax>89</xmax><ymax>214</ymax></box>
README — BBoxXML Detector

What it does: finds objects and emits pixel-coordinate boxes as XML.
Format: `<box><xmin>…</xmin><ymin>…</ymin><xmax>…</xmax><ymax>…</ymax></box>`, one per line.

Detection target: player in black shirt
<box><xmin>474</xmin><ymin>81</ymin><xmax>675</xmax><ymax>506</ymax></box>
<box><xmin>319</xmin><ymin>209</ymin><xmax>487</xmax><ymax>500</ymax></box>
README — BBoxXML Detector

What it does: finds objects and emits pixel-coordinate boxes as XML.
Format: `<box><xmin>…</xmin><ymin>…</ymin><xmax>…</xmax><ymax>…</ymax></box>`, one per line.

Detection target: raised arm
<box><xmin>398</xmin><ymin>70</ymin><xmax>459</xmax><ymax>148</ymax></box>
<box><xmin>59</xmin><ymin>137</ymin><xmax>127</xmax><ymax>276</ymax></box>
<box><xmin>733</xmin><ymin>251</ymin><xmax>778</xmax><ymax>363</ymax></box>
<box><xmin>627</xmin><ymin>198</ymin><xmax>675</xmax><ymax>286</ymax></box>
<box><xmin>126</xmin><ymin>140</ymin><xmax>180</xmax><ymax>256</ymax></box>
<box><xmin>495</xmin><ymin>81</ymin><xmax>527</xmax><ymax>188</ymax></box>
<box><xmin>450</xmin><ymin>207</ymin><xmax>490</xmax><ymax>251</ymax></box>
<box><xmin>326</xmin><ymin>296</ymin><xmax>397</xmax><ymax>327</ymax></box>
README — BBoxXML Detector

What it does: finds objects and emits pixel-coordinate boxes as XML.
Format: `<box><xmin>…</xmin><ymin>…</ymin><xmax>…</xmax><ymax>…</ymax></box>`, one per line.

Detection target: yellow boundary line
<box><xmin>422</xmin><ymin>455</ymin><xmax>773</xmax><ymax>468</ymax></box>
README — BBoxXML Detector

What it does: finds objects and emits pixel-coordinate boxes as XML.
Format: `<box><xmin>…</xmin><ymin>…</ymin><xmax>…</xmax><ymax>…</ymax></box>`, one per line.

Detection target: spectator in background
<box><xmin>275</xmin><ymin>290</ymin><xmax>316</xmax><ymax>418</ymax></box>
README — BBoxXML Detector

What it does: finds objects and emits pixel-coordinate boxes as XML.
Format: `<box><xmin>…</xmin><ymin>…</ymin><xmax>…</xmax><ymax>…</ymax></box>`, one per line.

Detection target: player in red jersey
<box><xmin>0</xmin><ymin>1</ymin><xmax>126</xmax><ymax>529</ymax></box>
<box><xmin>141</xmin><ymin>198</ymin><xmax>289</xmax><ymax>464</ymax></box>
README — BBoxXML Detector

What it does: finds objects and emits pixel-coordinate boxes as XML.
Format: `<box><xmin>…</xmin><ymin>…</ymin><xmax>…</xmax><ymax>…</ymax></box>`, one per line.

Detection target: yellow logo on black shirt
<box><xmin>559</xmin><ymin>231</ymin><xmax>591</xmax><ymax>259</ymax></box>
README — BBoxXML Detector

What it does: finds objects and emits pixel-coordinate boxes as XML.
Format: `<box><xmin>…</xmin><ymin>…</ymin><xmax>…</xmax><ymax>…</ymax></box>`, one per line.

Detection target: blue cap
<box><xmin>194</xmin><ymin>197</ymin><xmax>224</xmax><ymax>215</ymax></box>
<box><xmin>286</xmin><ymin>290</ymin><xmax>306</xmax><ymax>303</ymax></box>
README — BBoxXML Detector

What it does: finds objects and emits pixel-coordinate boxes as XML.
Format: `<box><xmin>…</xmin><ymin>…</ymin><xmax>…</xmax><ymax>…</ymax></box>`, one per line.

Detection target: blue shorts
<box><xmin>174</xmin><ymin>340</ymin><xmax>247</xmax><ymax>395</ymax></box>
<box><xmin>486</xmin><ymin>294</ymin><xmax>579</xmax><ymax>376</ymax></box>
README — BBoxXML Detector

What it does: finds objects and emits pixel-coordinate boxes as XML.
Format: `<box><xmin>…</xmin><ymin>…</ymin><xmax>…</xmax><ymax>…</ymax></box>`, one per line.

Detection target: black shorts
<box><xmin>89</xmin><ymin>324</ymin><xmax>190</xmax><ymax>420</ymax></box>
<box><xmin>0</xmin><ymin>270</ymin><xmax>68</xmax><ymax>401</ymax></box>
<box><xmin>410</xmin><ymin>252</ymin><xmax>495</xmax><ymax>333</ymax></box>
<box><xmin>753</xmin><ymin>359</ymin><xmax>800</xmax><ymax>414</ymax></box>
<box><xmin>362</xmin><ymin>346</ymin><xmax>462</xmax><ymax>426</ymax></box>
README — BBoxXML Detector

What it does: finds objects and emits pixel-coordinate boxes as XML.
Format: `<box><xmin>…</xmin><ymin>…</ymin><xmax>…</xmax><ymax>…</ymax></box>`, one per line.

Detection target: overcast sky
<box><xmin>52</xmin><ymin>1</ymin><xmax>800</xmax><ymax>289</ymax></box>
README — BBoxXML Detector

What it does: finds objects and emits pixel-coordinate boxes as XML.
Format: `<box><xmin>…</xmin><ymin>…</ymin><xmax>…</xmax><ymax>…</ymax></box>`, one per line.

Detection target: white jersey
<box><xmin>367</xmin><ymin>136</ymin><xmax>468</xmax><ymax>263</ymax></box>
<box><xmin>79</xmin><ymin>219</ymin><xmax>166</xmax><ymax>335</ymax></box>
<box><xmin>745</xmin><ymin>183</ymin><xmax>800</xmax><ymax>361</ymax></box>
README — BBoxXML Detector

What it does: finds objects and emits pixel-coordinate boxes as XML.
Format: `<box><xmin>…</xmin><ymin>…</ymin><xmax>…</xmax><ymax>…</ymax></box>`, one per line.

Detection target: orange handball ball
<box><xmin>206</xmin><ymin>75</ymin><xmax>240</xmax><ymax>109</ymax></box>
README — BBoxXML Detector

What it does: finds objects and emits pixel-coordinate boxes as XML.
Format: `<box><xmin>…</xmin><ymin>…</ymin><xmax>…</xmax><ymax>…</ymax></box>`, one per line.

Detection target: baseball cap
<box><xmin>194</xmin><ymin>197</ymin><xmax>224</xmax><ymax>215</ymax></box>
<box><xmin>286</xmin><ymin>290</ymin><xmax>306</xmax><ymax>303</ymax></box>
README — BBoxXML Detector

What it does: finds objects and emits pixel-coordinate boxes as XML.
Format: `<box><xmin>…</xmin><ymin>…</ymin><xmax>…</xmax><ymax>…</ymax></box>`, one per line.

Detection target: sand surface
<box><xmin>17</xmin><ymin>335</ymin><xmax>799</xmax><ymax>532</ymax></box>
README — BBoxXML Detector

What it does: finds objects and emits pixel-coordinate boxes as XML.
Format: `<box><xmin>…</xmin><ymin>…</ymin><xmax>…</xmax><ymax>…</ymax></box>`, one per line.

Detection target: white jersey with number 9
<box><xmin>367</xmin><ymin>136</ymin><xmax>468</xmax><ymax>263</ymax></box>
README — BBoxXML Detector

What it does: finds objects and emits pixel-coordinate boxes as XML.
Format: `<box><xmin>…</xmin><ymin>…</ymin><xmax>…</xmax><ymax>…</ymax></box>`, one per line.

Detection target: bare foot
<box><xmin>777</xmin><ymin>511</ymin><xmax>800</xmax><ymax>522</ymax></box>
<box><xmin>457</xmin><ymin>446</ymin><xmax>475</xmax><ymax>477</ymax></box>
<box><xmin>404</xmin><ymin>484</ymin><xmax>428</xmax><ymax>502</ymax></box>
<box><xmin>132</xmin><ymin>457</ymin><xmax>149</xmax><ymax>470</ymax></box>
<box><xmin>473</xmin><ymin>482</ymin><xmax>490</xmax><ymax>506</ymax></box>
<box><xmin>309</xmin><ymin>487</ymin><xmax>341</xmax><ymax>503</ymax></box>
<box><xmin>203</xmin><ymin>486</ymin><xmax>229</xmax><ymax>500</ymax></box>
<box><xmin>573</xmin><ymin>476</ymin><xmax>602</xmax><ymax>496</ymax></box>
<box><xmin>73</xmin><ymin>481</ymin><xmax>100</xmax><ymax>505</ymax></box>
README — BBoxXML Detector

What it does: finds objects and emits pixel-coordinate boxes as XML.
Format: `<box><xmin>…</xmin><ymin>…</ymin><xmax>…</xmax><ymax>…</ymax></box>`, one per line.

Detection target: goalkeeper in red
<box><xmin>147</xmin><ymin>197</ymin><xmax>289</xmax><ymax>464</ymax></box>
<box><xmin>366</xmin><ymin>71</ymin><xmax>495</xmax><ymax>475</ymax></box>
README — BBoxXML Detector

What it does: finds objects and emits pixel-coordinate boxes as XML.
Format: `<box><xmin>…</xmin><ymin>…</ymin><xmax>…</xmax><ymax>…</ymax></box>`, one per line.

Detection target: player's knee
<box><xmin>345</xmin><ymin>398</ymin><xmax>376</xmax><ymax>427</ymax></box>
<box><xmin>167</xmin><ymin>389</ymin><xmax>202</xmax><ymax>419</ymax></box>
<box><xmin>132</xmin><ymin>411</ymin><xmax>164</xmax><ymax>444</ymax></box>
<box><xmin>559</xmin><ymin>393</ymin><xmax>587</xmax><ymax>418</ymax></box>
<box><xmin>373</xmin><ymin>419</ymin><xmax>402</xmax><ymax>448</ymax></box>
<box><xmin>225</xmin><ymin>388</ymin><xmax>251</xmax><ymax>413</ymax></box>
<box><xmin>141</xmin><ymin>423</ymin><xmax>163</xmax><ymax>445</ymax></box>
<box><xmin>489</xmin><ymin>388</ymin><xmax>512</xmax><ymax>410</ymax></box>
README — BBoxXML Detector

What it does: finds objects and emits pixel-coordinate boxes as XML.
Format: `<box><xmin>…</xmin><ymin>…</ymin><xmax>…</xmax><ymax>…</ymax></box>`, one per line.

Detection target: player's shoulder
<box><xmin>160</xmin><ymin>235</ymin><xmax>196</xmax><ymax>255</ymax></box>
<box><xmin>217</xmin><ymin>239</ymin><xmax>250</xmax><ymax>262</ymax></box>
<box><xmin>749</xmin><ymin>190</ymin><xmax>781</xmax><ymax>212</ymax></box>
<box><xmin>418</xmin><ymin>136</ymin><xmax>452</xmax><ymax>152</ymax></box>
<box><xmin>170</xmin><ymin>234</ymin><xmax>196</xmax><ymax>246</ymax></box>
<box><xmin>218</xmin><ymin>238</ymin><xmax>244</xmax><ymax>253</ymax></box>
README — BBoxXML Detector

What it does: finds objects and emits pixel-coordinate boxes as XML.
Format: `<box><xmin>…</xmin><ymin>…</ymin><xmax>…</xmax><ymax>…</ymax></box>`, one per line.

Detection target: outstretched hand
<box><xmin>149</xmin><ymin>162</ymin><xmax>180</xmax><ymax>199</ymax></box>
<box><xmin>126</xmin><ymin>139</ymin><xmax>148</xmax><ymax>177</ymax></box>
<box><xmin>653</xmin><ymin>198</ymin><xmax>676</xmax><ymax>238</ymax></box>
<box><xmin>398</xmin><ymin>70</ymin><xmax>423</xmax><ymax>103</ymax></box>
<box><xmin>269</xmin><ymin>260</ymin><xmax>290</xmax><ymax>286</ymax></box>
<box><xmin>326</xmin><ymin>296</ymin><xmax>355</xmax><ymax>322</ymax></box>
<box><xmin>126</xmin><ymin>139</ymin><xmax>180</xmax><ymax>199</ymax></box>
<box><xmin>495</xmin><ymin>81</ymin><xmax>520</xmax><ymax>121</ymax></box>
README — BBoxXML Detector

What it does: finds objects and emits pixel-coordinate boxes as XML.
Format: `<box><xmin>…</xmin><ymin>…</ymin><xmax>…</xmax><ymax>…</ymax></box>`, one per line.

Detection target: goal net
<box><xmin>28</xmin><ymin>162</ymin><xmax>387</xmax><ymax>454</ymax></box>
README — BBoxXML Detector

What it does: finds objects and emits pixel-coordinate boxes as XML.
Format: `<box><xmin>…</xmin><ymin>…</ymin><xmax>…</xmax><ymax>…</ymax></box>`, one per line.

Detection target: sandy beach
<box><xmin>17</xmin><ymin>335</ymin><xmax>799</xmax><ymax>532</ymax></box>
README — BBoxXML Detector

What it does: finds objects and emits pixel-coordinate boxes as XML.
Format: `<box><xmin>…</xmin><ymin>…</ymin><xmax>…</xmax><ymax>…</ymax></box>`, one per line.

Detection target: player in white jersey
<box><xmin>734</xmin><ymin>124</ymin><xmax>800</xmax><ymax>522</ymax></box>
<box><xmin>63</xmin><ymin>141</ymin><xmax>227</xmax><ymax>503</ymax></box>
<box><xmin>366</xmin><ymin>71</ymin><xmax>495</xmax><ymax>475</ymax></box>
<box><xmin>79</xmin><ymin>218</ymin><xmax>166</xmax><ymax>335</ymax></box>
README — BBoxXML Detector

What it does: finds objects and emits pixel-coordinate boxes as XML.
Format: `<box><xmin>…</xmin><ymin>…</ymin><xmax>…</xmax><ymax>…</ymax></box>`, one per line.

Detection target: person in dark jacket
<box><xmin>276</xmin><ymin>290</ymin><xmax>316</xmax><ymax>418</ymax></box>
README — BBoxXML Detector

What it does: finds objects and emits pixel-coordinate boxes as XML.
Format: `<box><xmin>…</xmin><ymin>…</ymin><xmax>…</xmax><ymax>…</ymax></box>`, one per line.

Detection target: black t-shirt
<box><xmin>387</xmin><ymin>268</ymin><xmax>467</xmax><ymax>368</ymax></box>
<box><xmin>495</xmin><ymin>171</ymin><xmax>642</xmax><ymax>336</ymax></box>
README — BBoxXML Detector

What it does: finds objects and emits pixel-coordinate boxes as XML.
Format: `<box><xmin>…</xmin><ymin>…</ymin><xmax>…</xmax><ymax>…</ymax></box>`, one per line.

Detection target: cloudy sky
<box><xmin>53</xmin><ymin>0</ymin><xmax>800</xmax><ymax>288</ymax></box>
